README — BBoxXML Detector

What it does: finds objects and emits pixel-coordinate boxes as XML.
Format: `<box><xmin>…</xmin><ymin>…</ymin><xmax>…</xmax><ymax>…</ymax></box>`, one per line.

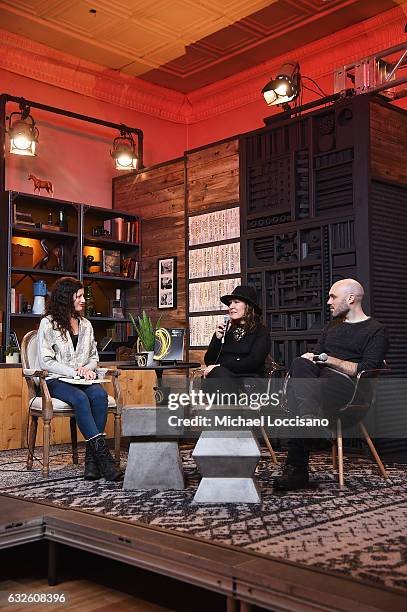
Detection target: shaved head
<box><xmin>328</xmin><ymin>279</ymin><xmax>365</xmax><ymax>319</ymax></box>
<box><xmin>331</xmin><ymin>279</ymin><xmax>364</xmax><ymax>303</ymax></box>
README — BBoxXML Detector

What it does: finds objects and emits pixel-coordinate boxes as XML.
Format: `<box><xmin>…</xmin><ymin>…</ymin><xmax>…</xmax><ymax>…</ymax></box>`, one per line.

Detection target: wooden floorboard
<box><xmin>1</xmin><ymin>493</ymin><xmax>406</xmax><ymax>612</ymax></box>
<box><xmin>1</xmin><ymin>577</ymin><xmax>174</xmax><ymax>612</ymax></box>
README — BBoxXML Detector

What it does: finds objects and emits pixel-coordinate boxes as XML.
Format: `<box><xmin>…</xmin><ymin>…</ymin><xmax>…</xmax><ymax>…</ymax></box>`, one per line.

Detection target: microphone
<box><xmin>313</xmin><ymin>353</ymin><xmax>328</xmax><ymax>363</ymax></box>
<box><xmin>221</xmin><ymin>315</ymin><xmax>230</xmax><ymax>344</ymax></box>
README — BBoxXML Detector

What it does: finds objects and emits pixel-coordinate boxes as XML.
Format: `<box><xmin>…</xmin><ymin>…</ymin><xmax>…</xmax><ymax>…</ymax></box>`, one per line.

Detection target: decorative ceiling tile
<box><xmin>0</xmin><ymin>0</ymin><xmax>399</xmax><ymax>90</ymax></box>
<box><xmin>196</xmin><ymin>23</ymin><xmax>261</xmax><ymax>54</ymax></box>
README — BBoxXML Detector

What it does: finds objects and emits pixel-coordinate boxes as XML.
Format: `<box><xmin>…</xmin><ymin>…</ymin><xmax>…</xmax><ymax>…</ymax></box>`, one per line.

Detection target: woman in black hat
<box><xmin>203</xmin><ymin>286</ymin><xmax>271</xmax><ymax>386</ymax></box>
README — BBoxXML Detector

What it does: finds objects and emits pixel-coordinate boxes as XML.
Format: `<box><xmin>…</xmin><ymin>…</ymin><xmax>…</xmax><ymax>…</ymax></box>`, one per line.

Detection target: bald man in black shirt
<box><xmin>274</xmin><ymin>279</ymin><xmax>389</xmax><ymax>491</ymax></box>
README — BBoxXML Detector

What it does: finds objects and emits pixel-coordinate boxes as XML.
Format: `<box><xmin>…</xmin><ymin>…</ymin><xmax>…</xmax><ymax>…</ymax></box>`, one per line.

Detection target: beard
<box><xmin>331</xmin><ymin>301</ymin><xmax>350</xmax><ymax>319</ymax></box>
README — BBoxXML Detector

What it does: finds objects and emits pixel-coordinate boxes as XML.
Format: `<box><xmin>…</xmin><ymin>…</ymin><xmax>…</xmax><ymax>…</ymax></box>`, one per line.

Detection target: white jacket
<box><xmin>38</xmin><ymin>315</ymin><xmax>99</xmax><ymax>380</ymax></box>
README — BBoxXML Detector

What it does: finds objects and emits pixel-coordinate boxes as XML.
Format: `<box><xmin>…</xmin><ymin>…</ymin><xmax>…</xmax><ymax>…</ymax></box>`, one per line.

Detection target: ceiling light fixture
<box><xmin>111</xmin><ymin>126</ymin><xmax>138</xmax><ymax>170</ymax></box>
<box><xmin>262</xmin><ymin>62</ymin><xmax>301</xmax><ymax>108</ymax></box>
<box><xmin>8</xmin><ymin>99</ymin><xmax>39</xmax><ymax>156</ymax></box>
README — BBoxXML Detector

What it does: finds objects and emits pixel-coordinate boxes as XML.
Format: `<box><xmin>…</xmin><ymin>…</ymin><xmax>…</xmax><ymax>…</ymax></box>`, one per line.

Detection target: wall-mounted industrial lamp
<box><xmin>0</xmin><ymin>93</ymin><xmax>144</xmax><ymax>192</ymax></box>
<box><xmin>262</xmin><ymin>62</ymin><xmax>301</xmax><ymax>108</ymax></box>
<box><xmin>111</xmin><ymin>126</ymin><xmax>138</xmax><ymax>170</ymax></box>
<box><xmin>8</xmin><ymin>99</ymin><xmax>39</xmax><ymax>156</ymax></box>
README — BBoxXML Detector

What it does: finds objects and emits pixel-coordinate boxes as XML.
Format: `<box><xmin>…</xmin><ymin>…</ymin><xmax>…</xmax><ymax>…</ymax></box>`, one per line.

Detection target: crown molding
<box><xmin>0</xmin><ymin>29</ymin><xmax>186</xmax><ymax>123</ymax></box>
<box><xmin>0</xmin><ymin>7</ymin><xmax>405</xmax><ymax>126</ymax></box>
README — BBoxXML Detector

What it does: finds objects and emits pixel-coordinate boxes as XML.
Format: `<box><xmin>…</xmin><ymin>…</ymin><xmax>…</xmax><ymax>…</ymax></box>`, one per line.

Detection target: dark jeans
<box><xmin>285</xmin><ymin>357</ymin><xmax>356</xmax><ymax>468</ymax></box>
<box><xmin>46</xmin><ymin>379</ymin><xmax>108</xmax><ymax>440</ymax></box>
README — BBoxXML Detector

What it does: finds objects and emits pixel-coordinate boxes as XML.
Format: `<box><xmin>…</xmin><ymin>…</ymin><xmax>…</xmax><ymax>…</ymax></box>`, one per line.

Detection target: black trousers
<box><xmin>285</xmin><ymin>357</ymin><xmax>356</xmax><ymax>467</ymax></box>
<box><xmin>203</xmin><ymin>366</ymin><xmax>263</xmax><ymax>402</ymax></box>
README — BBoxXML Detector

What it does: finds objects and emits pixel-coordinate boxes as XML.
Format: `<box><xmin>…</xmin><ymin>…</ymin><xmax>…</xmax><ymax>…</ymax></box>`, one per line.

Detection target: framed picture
<box><xmin>102</xmin><ymin>249</ymin><xmax>121</xmax><ymax>275</ymax></box>
<box><xmin>158</xmin><ymin>257</ymin><xmax>177</xmax><ymax>309</ymax></box>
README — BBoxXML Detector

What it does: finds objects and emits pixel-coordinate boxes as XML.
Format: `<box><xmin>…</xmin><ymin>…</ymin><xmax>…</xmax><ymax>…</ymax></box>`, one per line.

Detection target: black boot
<box><xmin>273</xmin><ymin>463</ymin><xmax>309</xmax><ymax>491</ymax></box>
<box><xmin>274</xmin><ymin>438</ymin><xmax>310</xmax><ymax>491</ymax></box>
<box><xmin>84</xmin><ymin>442</ymin><xmax>101</xmax><ymax>480</ymax></box>
<box><xmin>89</xmin><ymin>435</ymin><xmax>123</xmax><ymax>482</ymax></box>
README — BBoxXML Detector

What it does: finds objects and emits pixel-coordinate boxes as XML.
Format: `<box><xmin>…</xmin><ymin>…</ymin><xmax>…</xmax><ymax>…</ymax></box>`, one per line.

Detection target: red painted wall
<box><xmin>2</xmin><ymin>69</ymin><xmax>187</xmax><ymax>208</ymax></box>
<box><xmin>2</xmin><ymin>7</ymin><xmax>406</xmax><ymax>206</ymax></box>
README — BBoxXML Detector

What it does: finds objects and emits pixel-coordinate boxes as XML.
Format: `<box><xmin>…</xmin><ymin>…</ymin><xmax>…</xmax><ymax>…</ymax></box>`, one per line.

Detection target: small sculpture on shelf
<box><xmin>83</xmin><ymin>254</ymin><xmax>102</xmax><ymax>274</ymax></box>
<box><xmin>52</xmin><ymin>246</ymin><xmax>64</xmax><ymax>271</ymax></box>
<box><xmin>37</xmin><ymin>239</ymin><xmax>50</xmax><ymax>269</ymax></box>
<box><xmin>28</xmin><ymin>174</ymin><xmax>54</xmax><ymax>197</ymax></box>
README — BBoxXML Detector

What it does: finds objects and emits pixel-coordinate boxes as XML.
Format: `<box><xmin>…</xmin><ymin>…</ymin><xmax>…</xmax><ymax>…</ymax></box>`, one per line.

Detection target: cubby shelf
<box><xmin>1</xmin><ymin>190</ymin><xmax>142</xmax><ymax>356</ymax></box>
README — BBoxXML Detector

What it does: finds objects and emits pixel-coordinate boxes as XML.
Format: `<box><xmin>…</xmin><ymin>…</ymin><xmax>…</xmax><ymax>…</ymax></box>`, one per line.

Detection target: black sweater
<box><xmin>204</xmin><ymin>325</ymin><xmax>271</xmax><ymax>376</ymax></box>
<box><xmin>315</xmin><ymin>318</ymin><xmax>388</xmax><ymax>373</ymax></box>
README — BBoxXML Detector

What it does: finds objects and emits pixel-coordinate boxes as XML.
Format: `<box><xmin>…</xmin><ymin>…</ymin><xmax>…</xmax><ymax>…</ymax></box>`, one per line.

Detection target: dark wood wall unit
<box><xmin>113</xmin><ymin>160</ymin><xmax>186</xmax><ymax>329</ymax></box>
<box><xmin>240</xmin><ymin>98</ymin><xmax>355</xmax><ymax>365</ymax></box>
<box><xmin>240</xmin><ymin>94</ymin><xmax>407</xmax><ymax>458</ymax></box>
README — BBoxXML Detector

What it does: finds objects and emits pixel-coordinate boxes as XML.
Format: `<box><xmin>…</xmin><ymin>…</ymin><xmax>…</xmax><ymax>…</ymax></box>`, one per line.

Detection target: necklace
<box><xmin>233</xmin><ymin>326</ymin><xmax>246</xmax><ymax>341</ymax></box>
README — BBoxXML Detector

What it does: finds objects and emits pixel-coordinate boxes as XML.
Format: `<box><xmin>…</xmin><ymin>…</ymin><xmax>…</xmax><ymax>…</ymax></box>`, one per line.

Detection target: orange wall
<box><xmin>2</xmin><ymin>69</ymin><xmax>187</xmax><ymax>208</ymax></box>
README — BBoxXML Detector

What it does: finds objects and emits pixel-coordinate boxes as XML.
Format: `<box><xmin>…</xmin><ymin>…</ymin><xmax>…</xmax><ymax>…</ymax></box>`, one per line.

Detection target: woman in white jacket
<box><xmin>38</xmin><ymin>277</ymin><xmax>122</xmax><ymax>481</ymax></box>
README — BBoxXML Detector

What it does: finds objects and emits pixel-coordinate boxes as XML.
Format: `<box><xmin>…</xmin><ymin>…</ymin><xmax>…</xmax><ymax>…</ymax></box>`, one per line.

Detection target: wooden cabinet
<box><xmin>0</xmin><ymin>365</ymin><xmax>155</xmax><ymax>450</ymax></box>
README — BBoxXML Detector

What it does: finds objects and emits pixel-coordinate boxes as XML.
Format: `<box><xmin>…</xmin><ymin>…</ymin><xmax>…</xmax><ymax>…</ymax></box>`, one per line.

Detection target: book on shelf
<box><xmin>121</xmin><ymin>257</ymin><xmax>139</xmax><ymax>279</ymax></box>
<box><xmin>14</xmin><ymin>222</ymin><xmax>37</xmax><ymax>229</ymax></box>
<box><xmin>13</xmin><ymin>205</ymin><xmax>34</xmax><ymax>226</ymax></box>
<box><xmin>106</xmin><ymin>321</ymin><xmax>133</xmax><ymax>343</ymax></box>
<box><xmin>111</xmin><ymin>218</ymin><xmax>139</xmax><ymax>244</ymax></box>
<box><xmin>40</xmin><ymin>224</ymin><xmax>61</xmax><ymax>231</ymax></box>
<box><xmin>10</xmin><ymin>288</ymin><xmax>16</xmax><ymax>314</ymax></box>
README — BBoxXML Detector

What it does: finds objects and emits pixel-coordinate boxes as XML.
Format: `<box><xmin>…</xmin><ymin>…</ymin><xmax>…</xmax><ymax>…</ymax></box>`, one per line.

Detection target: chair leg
<box><xmin>359</xmin><ymin>422</ymin><xmax>389</xmax><ymax>480</ymax></box>
<box><xmin>27</xmin><ymin>415</ymin><xmax>38</xmax><ymax>470</ymax></box>
<box><xmin>332</xmin><ymin>441</ymin><xmax>337</xmax><ymax>471</ymax></box>
<box><xmin>70</xmin><ymin>417</ymin><xmax>78</xmax><ymax>464</ymax></box>
<box><xmin>260</xmin><ymin>426</ymin><xmax>279</xmax><ymax>464</ymax></box>
<box><xmin>114</xmin><ymin>414</ymin><xmax>121</xmax><ymax>466</ymax></box>
<box><xmin>337</xmin><ymin>418</ymin><xmax>344</xmax><ymax>488</ymax></box>
<box><xmin>42</xmin><ymin>421</ymin><xmax>51</xmax><ymax>478</ymax></box>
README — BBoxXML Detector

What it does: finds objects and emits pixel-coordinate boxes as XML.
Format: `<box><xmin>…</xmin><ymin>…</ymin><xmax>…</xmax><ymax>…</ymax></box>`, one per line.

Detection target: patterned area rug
<box><xmin>1</xmin><ymin>445</ymin><xmax>406</xmax><ymax>593</ymax></box>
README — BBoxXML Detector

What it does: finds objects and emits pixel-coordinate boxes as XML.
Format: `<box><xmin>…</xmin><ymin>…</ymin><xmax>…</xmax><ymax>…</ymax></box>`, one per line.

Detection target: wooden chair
<box><xmin>189</xmin><ymin>358</ymin><xmax>285</xmax><ymax>465</ymax></box>
<box><xmin>331</xmin><ymin>366</ymin><xmax>390</xmax><ymax>488</ymax></box>
<box><xmin>21</xmin><ymin>330</ymin><xmax>123</xmax><ymax>478</ymax></box>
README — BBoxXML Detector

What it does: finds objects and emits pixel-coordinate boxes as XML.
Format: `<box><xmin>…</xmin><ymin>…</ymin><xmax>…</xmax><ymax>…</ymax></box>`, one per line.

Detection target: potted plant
<box><xmin>129</xmin><ymin>311</ymin><xmax>162</xmax><ymax>366</ymax></box>
<box><xmin>5</xmin><ymin>343</ymin><xmax>20</xmax><ymax>364</ymax></box>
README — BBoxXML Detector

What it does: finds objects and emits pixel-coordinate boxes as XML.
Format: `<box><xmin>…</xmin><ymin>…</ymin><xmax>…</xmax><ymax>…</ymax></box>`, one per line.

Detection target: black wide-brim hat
<box><xmin>220</xmin><ymin>285</ymin><xmax>262</xmax><ymax>315</ymax></box>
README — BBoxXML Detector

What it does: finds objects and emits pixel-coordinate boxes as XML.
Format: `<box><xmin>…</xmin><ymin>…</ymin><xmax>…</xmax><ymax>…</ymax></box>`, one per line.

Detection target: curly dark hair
<box><xmin>45</xmin><ymin>277</ymin><xmax>84</xmax><ymax>339</ymax></box>
<box><xmin>230</xmin><ymin>303</ymin><xmax>263</xmax><ymax>334</ymax></box>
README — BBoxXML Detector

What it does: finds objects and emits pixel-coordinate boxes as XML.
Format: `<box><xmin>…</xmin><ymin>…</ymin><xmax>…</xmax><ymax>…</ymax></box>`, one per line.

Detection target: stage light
<box><xmin>8</xmin><ymin>100</ymin><xmax>39</xmax><ymax>156</ymax></box>
<box><xmin>262</xmin><ymin>62</ymin><xmax>301</xmax><ymax>107</ymax></box>
<box><xmin>111</xmin><ymin>127</ymin><xmax>138</xmax><ymax>170</ymax></box>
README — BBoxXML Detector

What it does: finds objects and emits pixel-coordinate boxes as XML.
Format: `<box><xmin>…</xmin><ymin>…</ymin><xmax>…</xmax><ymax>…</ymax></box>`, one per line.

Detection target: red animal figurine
<box><xmin>28</xmin><ymin>174</ymin><xmax>54</xmax><ymax>197</ymax></box>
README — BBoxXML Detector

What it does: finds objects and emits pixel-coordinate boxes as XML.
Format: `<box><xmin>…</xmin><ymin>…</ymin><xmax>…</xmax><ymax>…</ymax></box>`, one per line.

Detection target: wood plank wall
<box><xmin>113</xmin><ymin>140</ymin><xmax>240</xmax><ymax>368</ymax></box>
<box><xmin>113</xmin><ymin>160</ymin><xmax>186</xmax><ymax>329</ymax></box>
<box><xmin>370</xmin><ymin>102</ymin><xmax>407</xmax><ymax>184</ymax></box>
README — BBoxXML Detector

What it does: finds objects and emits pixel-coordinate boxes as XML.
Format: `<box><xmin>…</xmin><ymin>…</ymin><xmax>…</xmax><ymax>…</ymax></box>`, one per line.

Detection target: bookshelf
<box><xmin>187</xmin><ymin>205</ymin><xmax>241</xmax><ymax>349</ymax></box>
<box><xmin>0</xmin><ymin>191</ymin><xmax>141</xmax><ymax>361</ymax></box>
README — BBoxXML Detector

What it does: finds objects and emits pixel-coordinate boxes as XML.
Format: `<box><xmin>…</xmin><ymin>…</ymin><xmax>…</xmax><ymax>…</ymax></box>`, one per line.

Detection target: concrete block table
<box><xmin>122</xmin><ymin>406</ymin><xmax>185</xmax><ymax>490</ymax></box>
<box><xmin>192</xmin><ymin>430</ymin><xmax>261</xmax><ymax>503</ymax></box>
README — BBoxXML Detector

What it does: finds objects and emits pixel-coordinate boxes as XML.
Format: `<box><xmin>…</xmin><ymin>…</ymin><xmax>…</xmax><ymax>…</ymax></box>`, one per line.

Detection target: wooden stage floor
<box><xmin>0</xmin><ymin>493</ymin><xmax>405</xmax><ymax>612</ymax></box>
